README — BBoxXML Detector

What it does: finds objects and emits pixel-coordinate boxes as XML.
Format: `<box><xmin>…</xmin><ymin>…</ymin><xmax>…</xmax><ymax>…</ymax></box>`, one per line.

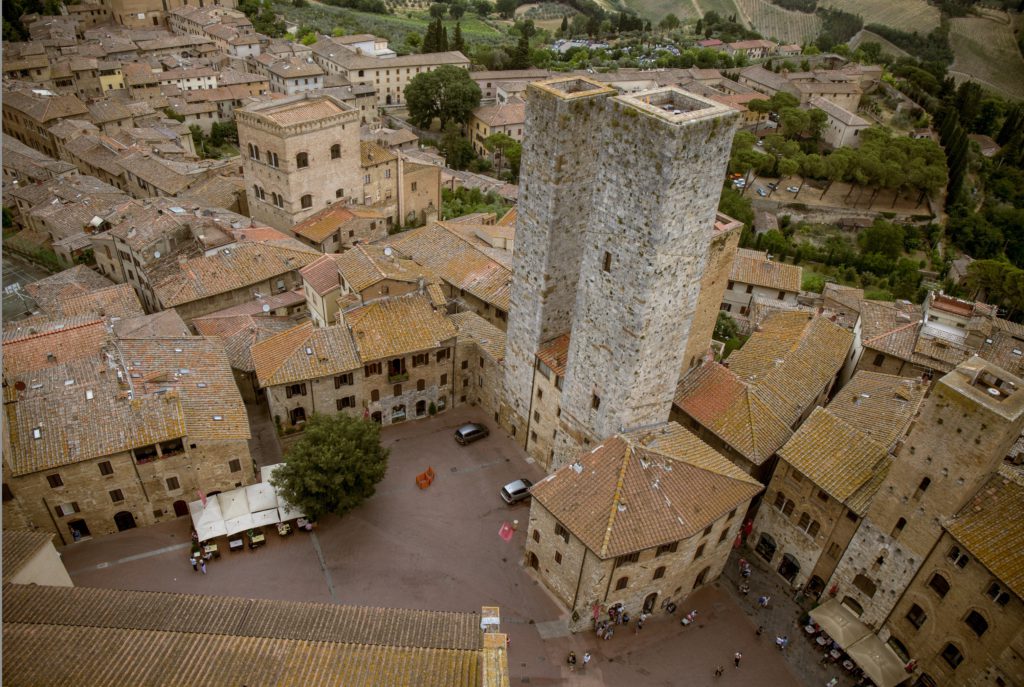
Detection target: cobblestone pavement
<box><xmin>245</xmin><ymin>400</ymin><xmax>283</xmax><ymax>470</ymax></box>
<box><xmin>722</xmin><ymin>544</ymin><xmax>864</xmax><ymax>687</ymax></box>
<box><xmin>57</xmin><ymin>412</ymin><xmax>813</xmax><ymax>685</ymax></box>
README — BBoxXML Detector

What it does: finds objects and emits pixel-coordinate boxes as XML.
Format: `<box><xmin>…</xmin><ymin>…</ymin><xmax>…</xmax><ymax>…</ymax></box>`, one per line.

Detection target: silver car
<box><xmin>501</xmin><ymin>479</ymin><xmax>533</xmax><ymax>504</ymax></box>
<box><xmin>454</xmin><ymin>423</ymin><xmax>489</xmax><ymax>445</ymax></box>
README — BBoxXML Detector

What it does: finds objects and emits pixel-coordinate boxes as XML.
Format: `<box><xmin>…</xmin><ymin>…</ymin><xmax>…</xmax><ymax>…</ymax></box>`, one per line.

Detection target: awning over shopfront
<box><xmin>189</xmin><ymin>464</ymin><xmax>303</xmax><ymax>541</ymax></box>
<box><xmin>809</xmin><ymin>599</ymin><xmax>908</xmax><ymax>687</ymax></box>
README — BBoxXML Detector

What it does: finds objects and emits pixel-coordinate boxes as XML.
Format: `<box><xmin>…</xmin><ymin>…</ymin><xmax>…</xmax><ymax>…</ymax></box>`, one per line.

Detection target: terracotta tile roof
<box><xmin>344</xmin><ymin>294</ymin><xmax>457</xmax><ymax>363</ymax></box>
<box><xmin>257</xmin><ymin>96</ymin><xmax>344</xmax><ymax>126</ymax></box>
<box><xmin>5</xmin><ymin>357</ymin><xmax>187</xmax><ymax>476</ymax></box>
<box><xmin>777</xmin><ymin>407</ymin><xmax>890</xmax><ymax>515</ymax></box>
<box><xmin>496</xmin><ymin>206</ymin><xmax>517</xmax><ymax>226</ymax></box>
<box><xmin>252</xmin><ymin>322</ymin><xmax>361</xmax><ymax>387</ymax></box>
<box><xmin>56</xmin><ymin>283</ymin><xmax>145</xmax><ymax>320</ymax></box>
<box><xmin>946</xmin><ymin>465</ymin><xmax>1024</xmax><ymax>598</ymax></box>
<box><xmin>113</xmin><ymin>310</ymin><xmax>191</xmax><ymax>338</ymax></box>
<box><xmin>824</xmin><ymin>371</ymin><xmax>927</xmax><ymax>450</ymax></box>
<box><xmin>1</xmin><ymin>319</ymin><xmax>108</xmax><ymax>377</ymax></box>
<box><xmin>472</xmin><ymin>101</ymin><xmax>526</xmax><ymax>128</ymax></box>
<box><xmin>153</xmin><ymin>242</ymin><xmax>319</xmax><ymax>308</ymax></box>
<box><xmin>2</xmin><ymin>531</ymin><xmax>55</xmax><ymax>584</ymax></box>
<box><xmin>859</xmin><ymin>299</ymin><xmax>923</xmax><ymax>361</ymax></box>
<box><xmin>361</xmin><ymin>141</ymin><xmax>397</xmax><ymax>166</ymax></box>
<box><xmin>980</xmin><ymin>324</ymin><xmax>1024</xmax><ymax>378</ymax></box>
<box><xmin>195</xmin><ymin>288</ymin><xmax>307</xmax><ymax>317</ymax></box>
<box><xmin>822</xmin><ymin>283</ymin><xmax>863</xmax><ymax>315</ymax></box>
<box><xmin>536</xmin><ymin>335</ymin><xmax>570</xmax><ymax>377</ymax></box>
<box><xmin>292</xmin><ymin>203</ymin><xmax>358</xmax><ymax>243</ymax></box>
<box><xmin>3</xmin><ymin>314</ymin><xmax>100</xmax><ymax>343</ymax></box>
<box><xmin>336</xmin><ymin>244</ymin><xmax>432</xmax><ymax>294</ymax></box>
<box><xmin>299</xmin><ymin>253</ymin><xmax>343</xmax><ymax>296</ymax></box>
<box><xmin>24</xmin><ymin>265</ymin><xmax>113</xmax><ymax>310</ymax></box>
<box><xmin>116</xmin><ymin>336</ymin><xmax>250</xmax><ymax>441</ymax></box>
<box><xmin>449</xmin><ymin>311</ymin><xmax>505</xmax><ymax>362</ymax></box>
<box><xmin>673</xmin><ymin>363</ymin><xmax>792</xmax><ymax>465</ymax></box>
<box><xmin>388</xmin><ymin>223</ymin><xmax>511</xmax><ymax>312</ymax></box>
<box><xmin>3</xmin><ymin>90</ymin><xmax>89</xmax><ymax>123</ymax></box>
<box><xmin>530</xmin><ymin>423</ymin><xmax>762</xmax><ymax>559</ymax></box>
<box><xmin>193</xmin><ymin>314</ymin><xmax>298</xmax><ymax>372</ymax></box>
<box><xmin>730</xmin><ymin>251</ymin><xmax>801</xmax><ymax>293</ymax></box>
<box><xmin>727</xmin><ymin>312</ymin><xmax>853</xmax><ymax>426</ymax></box>
<box><xmin>2</xmin><ymin>584</ymin><xmax>488</xmax><ymax>687</ymax></box>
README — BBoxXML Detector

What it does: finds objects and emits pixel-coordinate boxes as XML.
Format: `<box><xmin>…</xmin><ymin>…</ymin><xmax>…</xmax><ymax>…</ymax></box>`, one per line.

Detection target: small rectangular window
<box><xmin>602</xmin><ymin>251</ymin><xmax>612</xmax><ymax>272</ymax></box>
<box><xmin>166</xmin><ymin>477</ymin><xmax>180</xmax><ymax>491</ymax></box>
<box><xmin>47</xmin><ymin>474</ymin><xmax>64</xmax><ymax>489</ymax></box>
<box><xmin>109</xmin><ymin>488</ymin><xmax>125</xmax><ymax>503</ymax></box>
<box><xmin>591</xmin><ymin>394</ymin><xmax>601</xmax><ymax>410</ymax></box>
<box><xmin>98</xmin><ymin>461</ymin><xmax>113</xmax><ymax>476</ymax></box>
<box><xmin>228</xmin><ymin>459</ymin><xmax>241</xmax><ymax>472</ymax></box>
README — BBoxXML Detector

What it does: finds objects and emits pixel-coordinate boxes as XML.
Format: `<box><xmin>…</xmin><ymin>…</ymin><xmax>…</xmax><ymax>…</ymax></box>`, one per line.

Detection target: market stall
<box><xmin>808</xmin><ymin>599</ymin><xmax>908</xmax><ymax>687</ymax></box>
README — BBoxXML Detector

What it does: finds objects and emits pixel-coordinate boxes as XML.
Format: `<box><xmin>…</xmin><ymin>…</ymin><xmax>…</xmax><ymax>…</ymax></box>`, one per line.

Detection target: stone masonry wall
<box><xmin>555</xmin><ymin>92</ymin><xmax>739</xmax><ymax>467</ymax></box>
<box><xmin>503</xmin><ymin>79</ymin><xmax>616</xmax><ymax>441</ymax></box>
<box><xmin>682</xmin><ymin>225</ymin><xmax>740</xmax><ymax>371</ymax></box>
<box><xmin>524</xmin><ymin>368</ymin><xmax>562</xmax><ymax>471</ymax></box>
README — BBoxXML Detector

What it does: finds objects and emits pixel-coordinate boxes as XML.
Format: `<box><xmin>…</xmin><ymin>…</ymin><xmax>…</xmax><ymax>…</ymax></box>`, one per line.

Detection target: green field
<box><xmin>617</xmin><ymin>0</ymin><xmax>700</xmax><ymax>21</ymax></box>
<box><xmin>819</xmin><ymin>0</ymin><xmax>940</xmax><ymax>34</ymax></box>
<box><xmin>277</xmin><ymin>0</ymin><xmax>506</xmax><ymax>47</ymax></box>
<box><xmin>735</xmin><ymin>0</ymin><xmax>820</xmax><ymax>44</ymax></box>
<box><xmin>948</xmin><ymin>13</ymin><xmax>1024</xmax><ymax>100</ymax></box>
<box><xmin>848</xmin><ymin>28</ymin><xmax>911</xmax><ymax>59</ymax></box>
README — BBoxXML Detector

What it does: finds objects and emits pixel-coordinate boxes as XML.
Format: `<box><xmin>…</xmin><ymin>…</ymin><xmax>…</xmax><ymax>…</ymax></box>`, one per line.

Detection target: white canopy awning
<box><xmin>189</xmin><ymin>498</ymin><xmax>226</xmax><ymax>542</ymax></box>
<box><xmin>809</xmin><ymin>600</ymin><xmax>908</xmax><ymax>687</ymax></box>
<box><xmin>263</xmin><ymin>463</ymin><xmax>306</xmax><ymax>520</ymax></box>
<box><xmin>224</xmin><ymin>513</ymin><xmax>256</xmax><ymax>537</ymax></box>
<box><xmin>246</xmin><ymin>483</ymin><xmax>278</xmax><ymax>512</ymax></box>
<box><xmin>251</xmin><ymin>508</ymin><xmax>281</xmax><ymax>527</ymax></box>
<box><xmin>218</xmin><ymin>490</ymin><xmax>250</xmax><ymax>521</ymax></box>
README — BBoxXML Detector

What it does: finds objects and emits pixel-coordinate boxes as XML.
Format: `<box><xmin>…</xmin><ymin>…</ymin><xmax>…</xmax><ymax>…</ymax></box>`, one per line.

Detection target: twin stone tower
<box><xmin>503</xmin><ymin>77</ymin><xmax>741</xmax><ymax>469</ymax></box>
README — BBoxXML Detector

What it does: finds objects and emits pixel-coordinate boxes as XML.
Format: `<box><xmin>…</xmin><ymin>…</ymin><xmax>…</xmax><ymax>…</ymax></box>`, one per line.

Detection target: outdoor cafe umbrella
<box><xmin>808</xmin><ymin>599</ymin><xmax>872</xmax><ymax>648</ymax></box>
<box><xmin>845</xmin><ymin>632</ymin><xmax>909</xmax><ymax>687</ymax></box>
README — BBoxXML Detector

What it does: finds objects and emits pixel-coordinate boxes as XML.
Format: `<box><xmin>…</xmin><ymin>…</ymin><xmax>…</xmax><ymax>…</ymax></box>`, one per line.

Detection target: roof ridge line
<box><xmin>598</xmin><ymin>439</ymin><xmax>631</xmax><ymax>558</ymax></box>
<box><xmin>863</xmin><ymin>318</ymin><xmax>921</xmax><ymax>346</ymax></box>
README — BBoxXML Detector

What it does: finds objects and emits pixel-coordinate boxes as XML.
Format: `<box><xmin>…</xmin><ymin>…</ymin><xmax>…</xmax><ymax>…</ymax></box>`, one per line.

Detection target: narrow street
<box><xmin>2</xmin><ymin>252</ymin><xmax>50</xmax><ymax>321</ymax></box>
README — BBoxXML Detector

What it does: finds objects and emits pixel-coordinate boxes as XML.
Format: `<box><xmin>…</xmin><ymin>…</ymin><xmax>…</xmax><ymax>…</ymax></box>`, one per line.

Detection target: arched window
<box><xmin>841</xmin><ymin>596</ymin><xmax>864</xmax><ymax>617</ymax></box>
<box><xmin>928</xmin><ymin>573</ymin><xmax>950</xmax><ymax>598</ymax></box>
<box><xmin>331</xmin><ymin>143</ymin><xmax>341</xmax><ymax>159</ymax></box>
<box><xmin>653</xmin><ymin>566</ymin><xmax>666</xmax><ymax>580</ymax></box>
<box><xmin>247</xmin><ymin>143</ymin><xmax>255</xmax><ymax>159</ymax></box>
<box><xmin>253</xmin><ymin>184</ymin><xmax>260</xmax><ymax>199</ymax></box>
<box><xmin>253</xmin><ymin>144</ymin><xmax>260</xmax><ymax>160</ymax></box>
<box><xmin>774</xmin><ymin>492</ymin><xmax>786</xmax><ymax>511</ymax></box>
<box><xmin>782</xmin><ymin>499</ymin><xmax>795</xmax><ymax>517</ymax></box>
<box><xmin>941</xmin><ymin>643</ymin><xmax>964</xmax><ymax>669</ymax></box>
<box><xmin>336</xmin><ymin>188</ymin><xmax>344</xmax><ymax>198</ymax></box>
<box><xmin>964</xmin><ymin>610</ymin><xmax>988</xmax><ymax>637</ymax></box>
<box><xmin>798</xmin><ymin>512</ymin><xmax>810</xmax><ymax>530</ymax></box>
<box><xmin>948</xmin><ymin>546</ymin><xmax>970</xmax><ymax>569</ymax></box>
<box><xmin>693</xmin><ymin>566</ymin><xmax>710</xmax><ymax>588</ymax></box>
<box><xmin>300</xmin><ymin>194</ymin><xmax>312</xmax><ymax>209</ymax></box>
<box><xmin>892</xmin><ymin>517</ymin><xmax>907</xmax><ymax>538</ymax></box>
<box><xmin>615</xmin><ymin>576</ymin><xmax>629</xmax><ymax>591</ymax></box>
<box><xmin>296</xmin><ymin>152</ymin><xmax>309</xmax><ymax>168</ymax></box>
<box><xmin>906</xmin><ymin>603</ymin><xmax>927</xmax><ymax>629</ymax></box>
<box><xmin>888</xmin><ymin>637</ymin><xmax>910</xmax><ymax>662</ymax></box>
<box><xmin>808</xmin><ymin>520</ymin><xmax>820</xmax><ymax>537</ymax></box>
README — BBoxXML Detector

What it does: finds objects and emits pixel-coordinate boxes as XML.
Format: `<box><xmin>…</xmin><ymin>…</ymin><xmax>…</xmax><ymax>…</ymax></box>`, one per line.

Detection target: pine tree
<box><xmin>439</xmin><ymin>21</ymin><xmax>449</xmax><ymax>51</ymax></box>
<box><xmin>559</xmin><ymin>15</ymin><xmax>568</xmax><ymax>33</ymax></box>
<box><xmin>452</xmin><ymin>22</ymin><xmax>464</xmax><ymax>52</ymax></box>
<box><xmin>422</xmin><ymin>19</ymin><xmax>438</xmax><ymax>53</ymax></box>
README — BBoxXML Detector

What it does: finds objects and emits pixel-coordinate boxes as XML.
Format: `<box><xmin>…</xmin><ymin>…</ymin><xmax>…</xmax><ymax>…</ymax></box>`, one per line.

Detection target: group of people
<box><xmin>565</xmin><ymin>651</ymin><xmax>591</xmax><ymax>672</ymax></box>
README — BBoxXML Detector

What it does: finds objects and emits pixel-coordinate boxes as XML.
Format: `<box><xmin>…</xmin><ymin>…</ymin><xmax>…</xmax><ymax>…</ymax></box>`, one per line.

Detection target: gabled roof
<box><xmin>193</xmin><ymin>314</ymin><xmax>298</xmax><ymax>372</ymax></box>
<box><xmin>730</xmin><ymin>250</ymin><xmax>801</xmax><ymax>293</ymax></box>
<box><xmin>343</xmin><ymin>293</ymin><xmax>457</xmax><ymax>363</ymax></box>
<box><xmin>153</xmin><ymin>242</ymin><xmax>319</xmax><ymax>308</ymax></box>
<box><xmin>252</xmin><ymin>322</ymin><xmax>360</xmax><ymax>387</ymax></box>
<box><xmin>2</xmin><ymin>531</ymin><xmax>55</xmax><ymax>583</ymax></box>
<box><xmin>825</xmin><ymin>371</ymin><xmax>927</xmax><ymax>450</ymax></box>
<box><xmin>673</xmin><ymin>363</ymin><xmax>792</xmax><ymax>465</ymax></box>
<box><xmin>777</xmin><ymin>407</ymin><xmax>890</xmax><ymax>516</ymax></box>
<box><xmin>449</xmin><ymin>311</ymin><xmax>505</xmax><ymax>363</ymax></box>
<box><xmin>298</xmin><ymin>253</ymin><xmax>343</xmax><ymax>296</ymax></box>
<box><xmin>536</xmin><ymin>335</ymin><xmax>570</xmax><ymax>377</ymax></box>
<box><xmin>24</xmin><ymin>265</ymin><xmax>113</xmax><ymax>310</ymax></box>
<box><xmin>946</xmin><ymin>465</ymin><xmax>1024</xmax><ymax>599</ymax></box>
<box><xmin>291</xmin><ymin>203</ymin><xmax>360</xmax><ymax>243</ymax></box>
<box><xmin>388</xmin><ymin>223</ymin><xmax>511</xmax><ymax>312</ymax></box>
<box><xmin>530</xmin><ymin>423</ymin><xmax>762</xmax><ymax>559</ymax></box>
<box><xmin>1</xmin><ymin>319</ymin><xmax>108</xmax><ymax>377</ymax></box>
<box><xmin>360</xmin><ymin>141</ymin><xmax>396</xmax><ymax>166</ymax></box>
<box><xmin>3</xmin><ymin>90</ymin><xmax>89</xmax><ymax>123</ymax></box>
<box><xmin>335</xmin><ymin>243</ymin><xmax>431</xmax><ymax>293</ymax></box>
<box><xmin>56</xmin><ymin>283</ymin><xmax>145</xmax><ymax>320</ymax></box>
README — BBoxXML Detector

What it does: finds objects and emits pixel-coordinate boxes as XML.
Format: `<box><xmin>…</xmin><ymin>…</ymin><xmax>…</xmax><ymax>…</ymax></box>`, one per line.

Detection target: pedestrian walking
<box><xmin>567</xmin><ymin>651</ymin><xmax>577</xmax><ymax>672</ymax></box>
<box><xmin>714</xmin><ymin>665</ymin><xmax>724</xmax><ymax>678</ymax></box>
<box><xmin>190</xmin><ymin>557</ymin><xmax>198</xmax><ymax>572</ymax></box>
<box><xmin>200</xmin><ymin>559</ymin><xmax>207</xmax><ymax>574</ymax></box>
<box><xmin>758</xmin><ymin>595</ymin><xmax>770</xmax><ymax>608</ymax></box>
<box><xmin>635</xmin><ymin>616</ymin><xmax>644</xmax><ymax>633</ymax></box>
<box><xmin>756</xmin><ymin>625</ymin><xmax>764</xmax><ymax>636</ymax></box>
<box><xmin>734</xmin><ymin>651</ymin><xmax>743</xmax><ymax>668</ymax></box>
<box><xmin>582</xmin><ymin>652</ymin><xmax>591</xmax><ymax>670</ymax></box>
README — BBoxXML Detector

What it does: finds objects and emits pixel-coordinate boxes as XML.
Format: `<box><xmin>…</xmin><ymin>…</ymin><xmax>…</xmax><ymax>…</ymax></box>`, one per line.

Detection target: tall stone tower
<box><xmin>504</xmin><ymin>78</ymin><xmax>616</xmax><ymax>436</ymax></box>
<box><xmin>552</xmin><ymin>89</ymin><xmax>740</xmax><ymax>466</ymax></box>
<box><xmin>827</xmin><ymin>356</ymin><xmax>1024</xmax><ymax>628</ymax></box>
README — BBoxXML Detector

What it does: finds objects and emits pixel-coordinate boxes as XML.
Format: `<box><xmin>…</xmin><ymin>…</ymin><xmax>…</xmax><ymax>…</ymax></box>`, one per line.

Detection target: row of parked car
<box><xmin>454</xmin><ymin>423</ymin><xmax>533</xmax><ymax>504</ymax></box>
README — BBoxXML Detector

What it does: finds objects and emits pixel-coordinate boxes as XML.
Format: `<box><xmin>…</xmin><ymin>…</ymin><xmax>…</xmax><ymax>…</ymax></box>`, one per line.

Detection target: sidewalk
<box><xmin>722</xmin><ymin>546</ymin><xmax>860</xmax><ymax>687</ymax></box>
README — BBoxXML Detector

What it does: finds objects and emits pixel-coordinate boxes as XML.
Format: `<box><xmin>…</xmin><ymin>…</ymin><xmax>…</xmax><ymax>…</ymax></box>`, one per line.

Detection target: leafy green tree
<box><xmin>857</xmin><ymin>220</ymin><xmax>905</xmax><ymax>260</ymax></box>
<box><xmin>658</xmin><ymin>13</ymin><xmax>680</xmax><ymax>30</ymax></box>
<box><xmin>439</xmin><ymin>122</ymin><xmax>475</xmax><ymax>169</ymax></box>
<box><xmin>405</xmin><ymin>65</ymin><xmax>481</xmax><ymax>129</ymax></box>
<box><xmin>559</xmin><ymin>15</ymin><xmax>568</xmax><ymax>35</ymax></box>
<box><xmin>451</xmin><ymin>22</ymin><xmax>465</xmax><ymax>52</ymax></box>
<box><xmin>449</xmin><ymin>0</ymin><xmax>467</xmax><ymax>19</ymax></box>
<box><xmin>269</xmin><ymin>414</ymin><xmax>389</xmax><ymax>521</ymax></box>
<box><xmin>495</xmin><ymin>0</ymin><xmax>516</xmax><ymax>19</ymax></box>
<box><xmin>429</xmin><ymin>2</ymin><xmax>448</xmax><ymax>18</ymax></box>
<box><xmin>483</xmin><ymin>132</ymin><xmax>521</xmax><ymax>179</ymax></box>
<box><xmin>472</xmin><ymin>0</ymin><xmax>492</xmax><ymax>15</ymax></box>
<box><xmin>714</xmin><ymin>311</ymin><xmax>739</xmax><ymax>341</ymax></box>
<box><xmin>509</xmin><ymin>31</ymin><xmax>530</xmax><ymax>68</ymax></box>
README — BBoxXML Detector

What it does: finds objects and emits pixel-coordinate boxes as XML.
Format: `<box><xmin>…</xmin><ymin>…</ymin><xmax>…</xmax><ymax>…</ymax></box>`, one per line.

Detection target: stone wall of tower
<box><xmin>553</xmin><ymin>91</ymin><xmax>739</xmax><ymax>467</ymax></box>
<box><xmin>503</xmin><ymin>79</ymin><xmax>616</xmax><ymax>441</ymax></box>
<box><xmin>682</xmin><ymin>218</ymin><xmax>741</xmax><ymax>372</ymax></box>
<box><xmin>826</xmin><ymin>358</ymin><xmax>1024</xmax><ymax>628</ymax></box>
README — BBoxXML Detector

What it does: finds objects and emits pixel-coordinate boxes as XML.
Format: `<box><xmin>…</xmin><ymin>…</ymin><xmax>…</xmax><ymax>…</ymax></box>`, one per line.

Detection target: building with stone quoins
<box><xmin>524</xmin><ymin>423</ymin><xmax>762</xmax><ymax>632</ymax></box>
<box><xmin>501</xmin><ymin>77</ymin><xmax>741</xmax><ymax>470</ymax></box>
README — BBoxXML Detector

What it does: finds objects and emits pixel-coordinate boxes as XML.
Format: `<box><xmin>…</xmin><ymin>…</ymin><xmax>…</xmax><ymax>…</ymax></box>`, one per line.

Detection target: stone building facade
<box><xmin>523</xmin><ymin>335</ymin><xmax>568</xmax><ymax>471</ymax></box>
<box><xmin>681</xmin><ymin>214</ymin><xmax>742</xmax><ymax>371</ymax></box>
<box><xmin>826</xmin><ymin>358</ymin><xmax>1024</xmax><ymax>629</ymax></box>
<box><xmin>450</xmin><ymin>311</ymin><xmax>506</xmax><ymax>424</ymax></box>
<box><xmin>524</xmin><ymin>423</ymin><xmax>761</xmax><ymax>632</ymax></box>
<box><xmin>237</xmin><ymin>94</ymin><xmax>362</xmax><ymax>231</ymax></box>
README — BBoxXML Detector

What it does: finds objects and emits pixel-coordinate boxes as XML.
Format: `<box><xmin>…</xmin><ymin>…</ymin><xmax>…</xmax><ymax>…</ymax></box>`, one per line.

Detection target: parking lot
<box><xmin>58</xmin><ymin>409</ymin><xmax>803</xmax><ymax>685</ymax></box>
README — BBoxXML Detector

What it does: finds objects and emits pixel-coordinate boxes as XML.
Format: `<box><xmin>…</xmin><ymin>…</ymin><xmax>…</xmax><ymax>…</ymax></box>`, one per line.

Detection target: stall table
<box><xmin>203</xmin><ymin>543</ymin><xmax>220</xmax><ymax>559</ymax></box>
<box><xmin>228</xmin><ymin>537</ymin><xmax>244</xmax><ymax>552</ymax></box>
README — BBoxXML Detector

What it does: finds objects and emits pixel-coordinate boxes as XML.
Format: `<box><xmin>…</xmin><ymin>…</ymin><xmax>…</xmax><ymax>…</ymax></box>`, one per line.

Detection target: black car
<box><xmin>454</xmin><ymin>423</ymin><xmax>489</xmax><ymax>445</ymax></box>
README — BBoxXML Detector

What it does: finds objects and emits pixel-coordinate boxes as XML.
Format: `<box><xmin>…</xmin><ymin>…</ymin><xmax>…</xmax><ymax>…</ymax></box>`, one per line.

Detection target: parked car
<box><xmin>501</xmin><ymin>478</ymin><xmax>534</xmax><ymax>504</ymax></box>
<box><xmin>767</xmin><ymin>182</ymin><xmax>778</xmax><ymax>190</ymax></box>
<box><xmin>787</xmin><ymin>186</ymin><xmax>800</xmax><ymax>193</ymax></box>
<box><xmin>756</xmin><ymin>188</ymin><xmax>767</xmax><ymax>197</ymax></box>
<box><xmin>454</xmin><ymin>423</ymin><xmax>489</xmax><ymax>445</ymax></box>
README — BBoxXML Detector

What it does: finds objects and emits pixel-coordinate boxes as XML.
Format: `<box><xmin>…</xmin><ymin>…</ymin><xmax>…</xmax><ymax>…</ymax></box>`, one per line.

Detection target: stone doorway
<box><xmin>68</xmin><ymin>519</ymin><xmax>91</xmax><ymax>542</ymax></box>
<box><xmin>114</xmin><ymin>511</ymin><xmax>137</xmax><ymax>532</ymax></box>
<box><xmin>777</xmin><ymin>553</ymin><xmax>800</xmax><ymax>583</ymax></box>
<box><xmin>643</xmin><ymin>592</ymin><xmax>658</xmax><ymax>614</ymax></box>
<box><xmin>527</xmin><ymin>552</ymin><xmax>539</xmax><ymax>570</ymax></box>
<box><xmin>173</xmin><ymin>500</ymin><xmax>189</xmax><ymax>517</ymax></box>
